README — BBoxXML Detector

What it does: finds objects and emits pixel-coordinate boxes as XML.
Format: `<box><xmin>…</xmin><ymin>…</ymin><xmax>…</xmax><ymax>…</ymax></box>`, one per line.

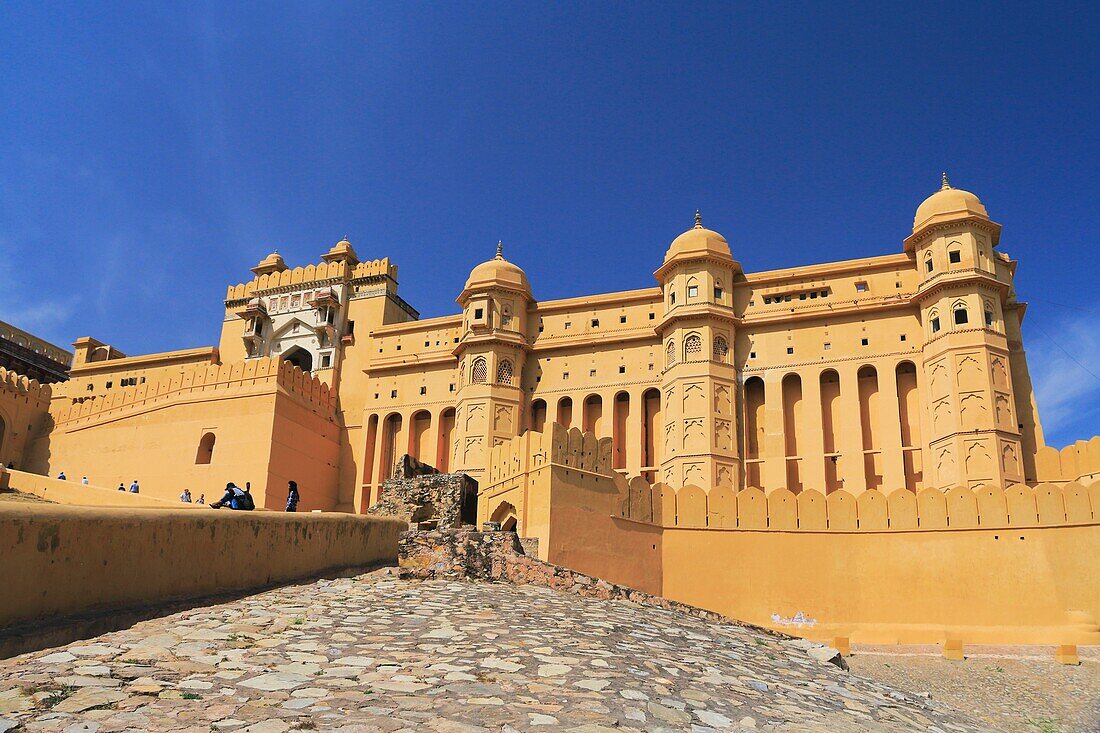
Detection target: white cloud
<box><xmin>1027</xmin><ymin>305</ymin><xmax>1100</xmax><ymax>448</ymax></box>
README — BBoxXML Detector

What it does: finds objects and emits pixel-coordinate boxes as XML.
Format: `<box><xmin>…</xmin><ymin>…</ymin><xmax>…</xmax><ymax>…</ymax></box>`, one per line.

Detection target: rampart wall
<box><xmin>0</xmin><ymin>366</ymin><xmax>52</xmax><ymax>469</ymax></box>
<box><xmin>0</xmin><ymin>504</ymin><xmax>403</xmax><ymax>635</ymax></box>
<box><xmin>1035</xmin><ymin>436</ymin><xmax>1100</xmax><ymax>485</ymax></box>
<box><xmin>480</xmin><ymin>422</ymin><xmax>1100</xmax><ymax>646</ymax></box>
<box><xmin>36</xmin><ymin>359</ymin><xmax>341</xmax><ymax>509</ymax></box>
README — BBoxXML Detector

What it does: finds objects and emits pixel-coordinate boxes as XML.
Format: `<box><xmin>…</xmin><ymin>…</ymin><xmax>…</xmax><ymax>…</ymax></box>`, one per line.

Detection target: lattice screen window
<box><xmin>666</xmin><ymin>340</ymin><xmax>676</xmax><ymax>367</ymax></box>
<box><xmin>685</xmin><ymin>334</ymin><xmax>702</xmax><ymax>360</ymax></box>
<box><xmin>713</xmin><ymin>335</ymin><xmax>729</xmax><ymax>362</ymax></box>
<box><xmin>496</xmin><ymin>359</ymin><xmax>514</xmax><ymax>385</ymax></box>
<box><xmin>471</xmin><ymin>357</ymin><xmax>488</xmax><ymax>384</ymax></box>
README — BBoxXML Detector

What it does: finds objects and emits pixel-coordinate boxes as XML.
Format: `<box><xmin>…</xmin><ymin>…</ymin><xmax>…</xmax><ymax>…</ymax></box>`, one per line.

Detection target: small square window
<box><xmin>860</xmin><ymin>338</ymin><xmax>869</xmax><ymax>346</ymax></box>
<box><xmin>931</xmin><ymin>317</ymin><xmax>941</xmax><ymax>333</ymax></box>
<box><xmin>799</xmin><ymin>293</ymin><xmax>806</xmax><ymax>300</ymax></box>
<box><xmin>453</xmin><ymin>337</ymin><xmax>459</xmax><ymax>343</ymax></box>
<box><xmin>539</xmin><ymin>324</ymin><xmax>544</xmax><ymax>333</ymax></box>
<box><xmin>564</xmin><ymin>322</ymin><xmax>571</xmax><ymax>330</ymax></box>
<box><xmin>390</xmin><ymin>390</ymin><xmax>397</xmax><ymax>398</ymax></box>
<box><xmin>900</xmin><ymin>334</ymin><xmax>907</xmax><ymax>341</ymax></box>
<box><xmin>106</xmin><ymin>381</ymin><xmax>112</xmax><ymax>389</ymax></box>
<box><xmin>620</xmin><ymin>315</ymin><xmax>627</xmax><ymax>324</ymax></box>
<box><xmin>425</xmin><ymin>341</ymin><xmax>430</xmax><ymax>347</ymax></box>
<box><xmin>648</xmin><ymin>363</ymin><xmax>654</xmax><ymax>371</ymax></box>
<box><xmin>589</xmin><ymin>369</ymin><xmax>596</xmax><ymax>377</ymax></box>
<box><xmin>926</xmin><ymin>259</ymin><xmax>934</xmax><ymax>272</ymax></box>
<box><xmin>784</xmin><ymin>295</ymin><xmax>792</xmax><ymax>302</ymax></box>
<box><xmin>821</xmin><ymin>290</ymin><xmax>829</xmax><ymax>297</ymax></box>
<box><xmin>649</xmin><ymin>312</ymin><xmax>655</xmax><ymax>320</ymax></box>
<box><xmin>949</xmin><ymin>251</ymin><xmax>961</xmax><ymax>263</ymax></box>
<box><xmin>810</xmin><ymin>292</ymin><xmax>818</xmax><ymax>299</ymax></box>
<box><xmin>714</xmin><ymin>287</ymin><xmax>723</xmax><ymax>299</ymax></box>
<box><xmin>419</xmin><ymin>386</ymin><xmax>426</xmax><ymax>395</ymax></box>
<box><xmin>321</xmin><ymin>354</ymin><xmax>332</xmax><ymax>368</ymax></box>
<box><xmin>824</xmin><ymin>342</ymin><xmax>831</xmax><ymax>350</ymax></box>
<box><xmin>786</xmin><ymin>347</ymin><xmax>794</xmax><ymax>355</ymax></box>
<box><xmin>563</xmin><ymin>372</ymin><xmax>569</xmax><ymax>380</ymax></box>
<box><xmin>687</xmin><ymin>285</ymin><xmax>698</xmax><ymax>298</ymax></box>
<box><xmin>396</xmin><ymin>345</ymin><xmax>401</xmax><ymax>351</ymax></box>
<box><xmin>449</xmin><ymin>384</ymin><xmax>455</xmax><ymax>392</ymax></box>
<box><xmin>855</xmin><ymin>281</ymin><xmax>869</xmax><ymax>292</ymax></box>
<box><xmin>618</xmin><ymin>365</ymin><xmax>626</xmax><ymax>374</ymax></box>
<box><xmin>374</xmin><ymin>393</ymin><xmax>379</xmax><ymax>399</ymax></box>
<box><xmin>764</xmin><ymin>297</ymin><xmax>772</xmax><ymax>304</ymax></box>
<box><xmin>535</xmin><ymin>376</ymin><xmax>541</xmax><ymax>383</ymax></box>
<box><xmin>86</xmin><ymin>383</ymin><xmax>94</xmax><ymax>391</ymax></box>
<box><xmin>895</xmin><ymin>281</ymin><xmax>902</xmax><ymax>288</ymax></box>
<box><xmin>750</xmin><ymin>351</ymin><xmax>757</xmax><ymax>359</ymax></box>
<box><xmin>591</xmin><ymin>319</ymin><xmax>599</xmax><ymax>328</ymax></box>
<box><xmin>474</xmin><ymin>308</ymin><xmax>484</xmax><ymax>319</ymax></box>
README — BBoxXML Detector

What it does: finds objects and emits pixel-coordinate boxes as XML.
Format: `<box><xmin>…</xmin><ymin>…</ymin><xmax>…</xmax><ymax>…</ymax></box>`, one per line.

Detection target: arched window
<box><xmin>471</xmin><ymin>357</ymin><xmax>488</xmax><ymax>384</ymax></box>
<box><xmin>496</xmin><ymin>358</ymin><xmax>514</xmax><ymax>385</ymax></box>
<box><xmin>684</xmin><ymin>334</ymin><xmax>702</xmax><ymax>360</ymax></box>
<box><xmin>983</xmin><ymin>300</ymin><xmax>995</xmax><ymax>329</ymax></box>
<box><xmin>712</xmin><ymin>335</ymin><xmax>729</xmax><ymax>362</ymax></box>
<box><xmin>928</xmin><ymin>308</ymin><xmax>941</xmax><ymax>334</ymax></box>
<box><xmin>195</xmin><ymin>432</ymin><xmax>216</xmax><ymax>465</ymax></box>
<box><xmin>953</xmin><ymin>306</ymin><xmax>969</xmax><ymax>326</ymax></box>
<box><xmin>665</xmin><ymin>340</ymin><xmax>676</xmax><ymax>367</ymax></box>
<box><xmin>924</xmin><ymin>252</ymin><xmax>934</xmax><ymax>274</ymax></box>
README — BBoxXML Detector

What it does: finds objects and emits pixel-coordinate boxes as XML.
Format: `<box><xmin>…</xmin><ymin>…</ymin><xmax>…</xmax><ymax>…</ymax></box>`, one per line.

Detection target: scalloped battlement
<box><xmin>1035</xmin><ymin>436</ymin><xmax>1100</xmax><ymax>484</ymax></box>
<box><xmin>618</xmin><ymin>479</ymin><xmax>1099</xmax><ymax>530</ymax></box>
<box><xmin>0</xmin><ymin>365</ymin><xmax>52</xmax><ymax>404</ymax></box>
<box><xmin>52</xmin><ymin>358</ymin><xmax>335</xmax><ymax>430</ymax></box>
<box><xmin>225</xmin><ymin>257</ymin><xmax>397</xmax><ymax>301</ymax></box>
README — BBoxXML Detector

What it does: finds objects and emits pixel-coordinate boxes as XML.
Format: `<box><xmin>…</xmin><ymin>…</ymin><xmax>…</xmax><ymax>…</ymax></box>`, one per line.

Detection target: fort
<box><xmin>1</xmin><ymin>175</ymin><xmax>1098</xmax><ymax>650</ymax></box>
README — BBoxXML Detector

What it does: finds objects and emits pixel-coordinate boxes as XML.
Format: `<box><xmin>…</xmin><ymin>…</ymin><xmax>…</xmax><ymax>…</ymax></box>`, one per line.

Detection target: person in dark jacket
<box><xmin>210</xmin><ymin>482</ymin><xmax>254</xmax><ymax>510</ymax></box>
<box><xmin>285</xmin><ymin>480</ymin><xmax>300</xmax><ymax>512</ymax></box>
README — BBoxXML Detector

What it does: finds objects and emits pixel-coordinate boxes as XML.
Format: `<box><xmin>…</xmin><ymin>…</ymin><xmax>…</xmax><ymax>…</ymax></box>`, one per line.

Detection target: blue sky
<box><xmin>1</xmin><ymin>2</ymin><xmax>1098</xmax><ymax>447</ymax></box>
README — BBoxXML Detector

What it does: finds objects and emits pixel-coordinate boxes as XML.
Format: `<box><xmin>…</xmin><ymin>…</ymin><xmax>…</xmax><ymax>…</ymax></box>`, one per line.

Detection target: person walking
<box><xmin>81</xmin><ymin>476</ymin><xmax>89</xmax><ymax>485</ymax></box>
<box><xmin>180</xmin><ymin>488</ymin><xmax>192</xmax><ymax>503</ymax></box>
<box><xmin>285</xmin><ymin>480</ymin><xmax>300</xmax><ymax>512</ymax></box>
<box><xmin>129</xmin><ymin>480</ymin><xmax>139</xmax><ymax>493</ymax></box>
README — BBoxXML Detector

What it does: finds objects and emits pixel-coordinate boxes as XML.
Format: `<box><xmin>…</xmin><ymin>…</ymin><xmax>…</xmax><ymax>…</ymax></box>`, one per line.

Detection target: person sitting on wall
<box><xmin>210</xmin><ymin>482</ymin><xmax>255</xmax><ymax>511</ymax></box>
<box><xmin>117</xmin><ymin>482</ymin><xmax>125</xmax><ymax>491</ymax></box>
<box><xmin>129</xmin><ymin>480</ymin><xmax>140</xmax><ymax>493</ymax></box>
<box><xmin>5</xmin><ymin>463</ymin><xmax>13</xmax><ymax>470</ymax></box>
<box><xmin>196</xmin><ymin>493</ymin><xmax>205</xmax><ymax>504</ymax></box>
<box><xmin>180</xmin><ymin>488</ymin><xmax>192</xmax><ymax>503</ymax></box>
<box><xmin>285</xmin><ymin>480</ymin><xmax>300</xmax><ymax>512</ymax></box>
<box><xmin>81</xmin><ymin>476</ymin><xmax>89</xmax><ymax>485</ymax></box>
<box><xmin>57</xmin><ymin>471</ymin><xmax>66</xmax><ymax>480</ymax></box>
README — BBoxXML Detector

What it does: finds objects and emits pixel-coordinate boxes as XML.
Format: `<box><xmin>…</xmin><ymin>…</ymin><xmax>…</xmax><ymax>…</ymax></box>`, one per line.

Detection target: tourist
<box><xmin>180</xmin><ymin>488</ymin><xmax>192</xmax><ymax>503</ymax></box>
<box><xmin>285</xmin><ymin>480</ymin><xmax>300</xmax><ymax>512</ymax></box>
<box><xmin>81</xmin><ymin>476</ymin><xmax>89</xmax><ymax>485</ymax></box>
<box><xmin>196</xmin><ymin>493</ymin><xmax>205</xmax><ymax>504</ymax></box>
<box><xmin>5</xmin><ymin>463</ymin><xmax>12</xmax><ymax>470</ymax></box>
<box><xmin>117</xmin><ymin>482</ymin><xmax>125</xmax><ymax>491</ymax></box>
<box><xmin>57</xmin><ymin>471</ymin><xmax>66</xmax><ymax>480</ymax></box>
<box><xmin>129</xmin><ymin>479</ymin><xmax>140</xmax><ymax>493</ymax></box>
<box><xmin>210</xmin><ymin>482</ymin><xmax>255</xmax><ymax>511</ymax></box>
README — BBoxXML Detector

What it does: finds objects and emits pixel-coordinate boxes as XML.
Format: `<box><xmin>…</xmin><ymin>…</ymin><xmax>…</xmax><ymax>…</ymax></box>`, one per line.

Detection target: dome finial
<box><xmin>941</xmin><ymin>171</ymin><xmax>951</xmax><ymax>190</ymax></box>
<box><xmin>495</xmin><ymin>240</ymin><xmax>504</xmax><ymax>260</ymax></box>
<box><xmin>694</xmin><ymin>209</ymin><xmax>703</xmax><ymax>229</ymax></box>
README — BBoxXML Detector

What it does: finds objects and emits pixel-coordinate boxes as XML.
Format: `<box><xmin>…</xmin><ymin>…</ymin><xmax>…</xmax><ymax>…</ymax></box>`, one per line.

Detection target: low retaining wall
<box><xmin>0</xmin><ymin>505</ymin><xmax>404</xmax><ymax>632</ymax></box>
<box><xmin>1</xmin><ymin>468</ymin><xmax>203</xmax><ymax>509</ymax></box>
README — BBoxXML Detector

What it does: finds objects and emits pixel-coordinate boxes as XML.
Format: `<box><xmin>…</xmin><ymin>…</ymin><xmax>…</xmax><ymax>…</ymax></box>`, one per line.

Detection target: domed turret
<box><xmin>913</xmin><ymin>173</ymin><xmax>990</xmax><ymax>233</ymax></box>
<box><xmin>463</xmin><ymin>241</ymin><xmax>530</xmax><ymax>295</ymax></box>
<box><xmin>322</xmin><ymin>236</ymin><xmax>360</xmax><ymax>266</ymax></box>
<box><xmin>663</xmin><ymin>210</ymin><xmax>733</xmax><ymax>265</ymax></box>
<box><xmin>251</xmin><ymin>251</ymin><xmax>288</xmax><ymax>276</ymax></box>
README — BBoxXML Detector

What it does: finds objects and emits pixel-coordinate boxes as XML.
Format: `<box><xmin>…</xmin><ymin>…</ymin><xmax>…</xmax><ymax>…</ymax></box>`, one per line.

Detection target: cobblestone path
<box><xmin>0</xmin><ymin>574</ymin><xmax>988</xmax><ymax>732</ymax></box>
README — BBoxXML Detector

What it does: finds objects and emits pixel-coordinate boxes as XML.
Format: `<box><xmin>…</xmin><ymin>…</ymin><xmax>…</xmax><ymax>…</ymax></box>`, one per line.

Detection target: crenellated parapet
<box><xmin>0</xmin><ymin>366</ymin><xmax>52</xmax><ymax>406</ymax></box>
<box><xmin>52</xmin><ymin>358</ymin><xmax>335</xmax><ymax>430</ymax></box>
<box><xmin>1035</xmin><ymin>436</ymin><xmax>1100</xmax><ymax>484</ymax></box>
<box><xmin>225</xmin><ymin>258</ymin><xmax>398</xmax><ymax>303</ymax></box>
<box><xmin>484</xmin><ymin>423</ymin><xmax>615</xmax><ymax>489</ymax></box>
<box><xmin>618</xmin><ymin>478</ymin><xmax>1099</xmax><ymax>531</ymax></box>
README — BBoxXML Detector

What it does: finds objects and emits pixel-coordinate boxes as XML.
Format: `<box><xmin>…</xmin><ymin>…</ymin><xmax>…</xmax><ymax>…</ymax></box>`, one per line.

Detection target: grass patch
<box><xmin>1025</xmin><ymin>718</ymin><xmax>1062</xmax><ymax>733</ymax></box>
<box><xmin>43</xmin><ymin>685</ymin><xmax>76</xmax><ymax>708</ymax></box>
<box><xmin>182</xmin><ymin>692</ymin><xmax>202</xmax><ymax>700</ymax></box>
<box><xmin>292</xmin><ymin>618</ymin><xmax>305</xmax><ymax>625</ymax></box>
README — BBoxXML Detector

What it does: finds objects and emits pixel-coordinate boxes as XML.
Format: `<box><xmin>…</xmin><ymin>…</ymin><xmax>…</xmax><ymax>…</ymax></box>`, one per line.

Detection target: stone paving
<box><xmin>0</xmin><ymin>573</ymin><xmax>989</xmax><ymax>732</ymax></box>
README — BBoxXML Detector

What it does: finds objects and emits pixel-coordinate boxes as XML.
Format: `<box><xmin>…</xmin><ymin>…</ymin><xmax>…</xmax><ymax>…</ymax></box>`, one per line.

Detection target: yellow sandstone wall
<box><xmin>0</xmin><ymin>504</ymin><xmax>404</xmax><ymax>628</ymax></box>
<box><xmin>484</xmin><ymin>423</ymin><xmax>1100</xmax><ymax>646</ymax></box>
<box><xmin>37</xmin><ymin>358</ymin><xmax>341</xmax><ymax>510</ymax></box>
<box><xmin>1</xmin><ymin>468</ymin><xmax>203</xmax><ymax>509</ymax></box>
<box><xmin>0</xmin><ymin>366</ymin><xmax>52</xmax><ymax>469</ymax></box>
